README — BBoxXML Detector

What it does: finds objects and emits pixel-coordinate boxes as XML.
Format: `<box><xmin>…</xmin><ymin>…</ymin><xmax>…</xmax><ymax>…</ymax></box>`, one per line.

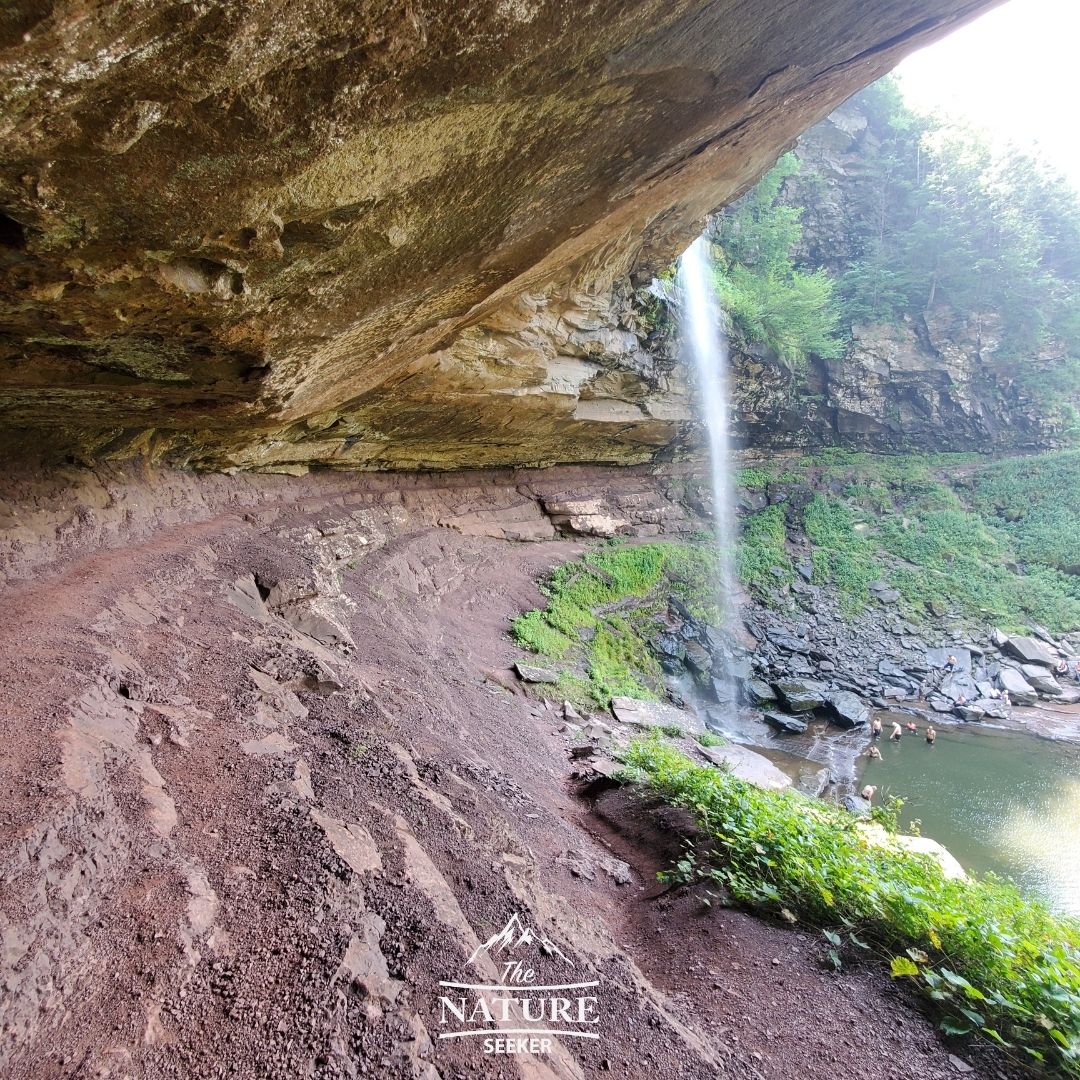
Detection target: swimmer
<box><xmin>905</xmin><ymin>721</ymin><xmax>917</xmax><ymax>733</ymax></box>
<box><xmin>889</xmin><ymin>722</ymin><xmax>903</xmax><ymax>741</ymax></box>
<box><xmin>865</xmin><ymin>745</ymin><xmax>882</xmax><ymax>759</ymax></box>
<box><xmin>861</xmin><ymin>785</ymin><xmax>877</xmax><ymax>802</ymax></box>
<box><xmin>926</xmin><ymin>725</ymin><xmax>936</xmax><ymax>745</ymax></box>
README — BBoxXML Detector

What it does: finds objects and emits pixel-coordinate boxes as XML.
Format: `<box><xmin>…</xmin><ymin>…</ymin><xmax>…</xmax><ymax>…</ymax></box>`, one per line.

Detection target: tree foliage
<box><xmin>713</xmin><ymin>77</ymin><xmax>1080</xmax><ymax>416</ymax></box>
<box><xmin>710</xmin><ymin>153</ymin><xmax>843</xmax><ymax>364</ymax></box>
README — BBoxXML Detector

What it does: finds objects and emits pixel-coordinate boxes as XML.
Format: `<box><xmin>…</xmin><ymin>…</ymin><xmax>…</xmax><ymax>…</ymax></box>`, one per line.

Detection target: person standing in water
<box><xmin>926</xmin><ymin>725</ymin><xmax>937</xmax><ymax>745</ymax></box>
<box><xmin>871</xmin><ymin>716</ymin><xmax>882</xmax><ymax>739</ymax></box>
<box><xmin>890</xmin><ymin>721</ymin><xmax>903</xmax><ymax>741</ymax></box>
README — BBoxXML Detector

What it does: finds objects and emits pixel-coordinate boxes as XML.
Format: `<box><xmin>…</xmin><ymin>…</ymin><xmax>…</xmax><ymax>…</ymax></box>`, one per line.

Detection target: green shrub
<box><xmin>620</xmin><ymin>737</ymin><xmax>1080</xmax><ymax>1073</ymax></box>
<box><xmin>696</xmin><ymin>732</ymin><xmax>725</xmax><ymax>747</ymax></box>
<box><xmin>737</xmin><ymin>505</ymin><xmax>792</xmax><ymax>597</ymax></box>
<box><xmin>803</xmin><ymin>496</ymin><xmax>881</xmax><ymax>613</ymax></box>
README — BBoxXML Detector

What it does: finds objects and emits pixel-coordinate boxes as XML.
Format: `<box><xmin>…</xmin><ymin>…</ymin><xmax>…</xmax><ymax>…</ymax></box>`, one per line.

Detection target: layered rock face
<box><xmin>730</xmin><ymin>104</ymin><xmax>1074</xmax><ymax>454</ymax></box>
<box><xmin>0</xmin><ymin>0</ymin><xmax>994</xmax><ymax>470</ymax></box>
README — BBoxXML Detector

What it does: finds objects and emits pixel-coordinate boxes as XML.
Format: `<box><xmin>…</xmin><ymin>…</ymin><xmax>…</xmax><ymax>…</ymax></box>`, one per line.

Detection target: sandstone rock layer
<box><xmin>0</xmin><ymin>0</ymin><xmax>994</xmax><ymax>469</ymax></box>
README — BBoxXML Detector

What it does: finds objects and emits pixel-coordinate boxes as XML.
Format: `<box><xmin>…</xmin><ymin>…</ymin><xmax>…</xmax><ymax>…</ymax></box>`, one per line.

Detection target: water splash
<box><xmin>677</xmin><ymin>235</ymin><xmax>738</xmax><ymax>704</ymax></box>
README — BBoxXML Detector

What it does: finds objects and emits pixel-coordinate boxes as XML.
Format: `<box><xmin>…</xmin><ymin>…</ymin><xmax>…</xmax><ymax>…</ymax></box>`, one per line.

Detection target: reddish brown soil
<box><xmin>0</xmin><ymin>469</ymin><xmax>1023</xmax><ymax>1079</ymax></box>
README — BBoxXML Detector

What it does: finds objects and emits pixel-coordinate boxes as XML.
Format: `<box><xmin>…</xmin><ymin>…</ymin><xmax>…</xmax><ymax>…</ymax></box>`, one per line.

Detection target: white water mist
<box><xmin>678</xmin><ymin>235</ymin><xmax>738</xmax><ymax>703</ymax></box>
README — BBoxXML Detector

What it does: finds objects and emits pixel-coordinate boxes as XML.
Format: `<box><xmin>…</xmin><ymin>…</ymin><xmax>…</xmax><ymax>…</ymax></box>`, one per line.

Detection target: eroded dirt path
<box><xmin>0</xmin><ymin>479</ymin><xmax>1018</xmax><ymax>1079</ymax></box>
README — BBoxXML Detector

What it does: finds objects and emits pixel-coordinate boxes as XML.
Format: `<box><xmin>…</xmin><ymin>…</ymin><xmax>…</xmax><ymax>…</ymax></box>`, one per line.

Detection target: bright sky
<box><xmin>895</xmin><ymin>0</ymin><xmax>1080</xmax><ymax>190</ymax></box>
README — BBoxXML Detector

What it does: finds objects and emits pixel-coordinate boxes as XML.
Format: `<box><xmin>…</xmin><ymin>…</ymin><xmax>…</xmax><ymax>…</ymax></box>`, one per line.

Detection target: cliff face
<box><xmin>727</xmin><ymin>102</ymin><xmax>1076</xmax><ymax>454</ymax></box>
<box><xmin>0</xmin><ymin>0</ymin><xmax>996</xmax><ymax>470</ymax></box>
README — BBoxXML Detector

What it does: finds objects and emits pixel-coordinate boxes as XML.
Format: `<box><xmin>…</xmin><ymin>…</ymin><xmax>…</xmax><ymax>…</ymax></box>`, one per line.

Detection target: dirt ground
<box><xmin>0</xmin><ymin>470</ymin><xmax>1024</xmax><ymax>1079</ymax></box>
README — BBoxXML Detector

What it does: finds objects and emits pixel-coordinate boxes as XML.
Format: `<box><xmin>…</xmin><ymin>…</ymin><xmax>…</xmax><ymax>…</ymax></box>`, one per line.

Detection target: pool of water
<box><xmin>857</xmin><ymin>714</ymin><xmax>1080</xmax><ymax>916</ymax></box>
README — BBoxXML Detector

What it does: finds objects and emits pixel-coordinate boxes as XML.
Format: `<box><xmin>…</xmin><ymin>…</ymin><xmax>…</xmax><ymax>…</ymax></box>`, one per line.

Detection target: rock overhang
<box><xmin>0</xmin><ymin>0</ymin><xmax>999</xmax><ymax>470</ymax></box>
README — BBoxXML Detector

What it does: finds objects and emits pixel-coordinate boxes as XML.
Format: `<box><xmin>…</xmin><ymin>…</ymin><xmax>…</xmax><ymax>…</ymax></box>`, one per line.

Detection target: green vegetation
<box><xmin>711</xmin><ymin>154</ymin><xmax>843</xmax><ymax>364</ymax></box>
<box><xmin>711</xmin><ymin>77</ymin><xmax>1080</xmax><ymax>422</ymax></box>
<box><xmin>695</xmin><ymin>732</ymin><xmax>725</xmax><ymax>748</ymax></box>
<box><xmin>802</xmin><ymin>495</ymin><xmax>881</xmax><ymax>614</ymax></box>
<box><xmin>620</xmin><ymin>736</ymin><xmax>1080</xmax><ymax>1074</ymax></box>
<box><xmin>736</xmin><ymin>505</ymin><xmax>792</xmax><ymax>598</ymax></box>
<box><xmin>972</xmin><ymin>450</ymin><xmax>1080</xmax><ymax>575</ymax></box>
<box><xmin>736</xmin><ymin>450</ymin><xmax>1080</xmax><ymax>634</ymax></box>
<box><xmin>836</xmin><ymin>80</ymin><xmax>1080</xmax><ymax>385</ymax></box>
<box><xmin>511</xmin><ymin>543</ymin><xmax>718</xmax><ymax>707</ymax></box>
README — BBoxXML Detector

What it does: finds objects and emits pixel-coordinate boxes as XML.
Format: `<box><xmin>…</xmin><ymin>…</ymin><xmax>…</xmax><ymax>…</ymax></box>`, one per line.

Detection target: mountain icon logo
<box><xmin>467</xmin><ymin>913</ymin><xmax>572</xmax><ymax>967</ymax></box>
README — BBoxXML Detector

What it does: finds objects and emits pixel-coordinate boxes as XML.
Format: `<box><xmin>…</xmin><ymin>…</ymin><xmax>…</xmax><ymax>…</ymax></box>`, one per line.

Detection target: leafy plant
<box><xmin>619</xmin><ymin>737</ymin><xmax>1080</xmax><ymax>1073</ymax></box>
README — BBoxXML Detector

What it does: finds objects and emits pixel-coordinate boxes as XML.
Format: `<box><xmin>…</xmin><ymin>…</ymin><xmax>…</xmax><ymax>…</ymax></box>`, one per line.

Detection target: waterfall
<box><xmin>678</xmin><ymin>234</ymin><xmax>738</xmax><ymax>706</ymax></box>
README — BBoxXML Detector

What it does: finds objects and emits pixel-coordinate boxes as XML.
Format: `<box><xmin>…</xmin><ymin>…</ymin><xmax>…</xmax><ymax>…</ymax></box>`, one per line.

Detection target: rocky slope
<box><xmin>2</xmin><ymin>462</ymin><xmax>1023</xmax><ymax>1080</ymax></box>
<box><xmin>0</xmin><ymin>0</ymin><xmax>996</xmax><ymax>470</ymax></box>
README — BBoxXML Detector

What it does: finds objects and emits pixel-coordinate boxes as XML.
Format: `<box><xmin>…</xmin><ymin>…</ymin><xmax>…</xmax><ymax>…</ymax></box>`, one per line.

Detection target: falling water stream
<box><xmin>678</xmin><ymin>235</ymin><xmax>738</xmax><ymax>704</ymax></box>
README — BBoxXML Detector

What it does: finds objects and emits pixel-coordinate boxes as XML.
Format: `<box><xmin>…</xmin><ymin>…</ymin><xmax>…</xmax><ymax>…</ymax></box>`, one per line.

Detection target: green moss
<box><xmin>510</xmin><ymin>610</ymin><xmax>574</xmax><ymax>658</ymax></box>
<box><xmin>511</xmin><ymin>542</ymin><xmax>718</xmax><ymax>708</ymax></box>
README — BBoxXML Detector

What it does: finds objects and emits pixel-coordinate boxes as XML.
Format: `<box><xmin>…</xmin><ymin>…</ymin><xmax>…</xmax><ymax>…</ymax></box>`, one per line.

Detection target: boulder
<box><xmin>697</xmin><ymin>743</ymin><xmax>792</xmax><ymax>791</ymax></box>
<box><xmin>841</xmin><ymin>795</ymin><xmax>871</xmax><ymax>817</ymax></box>
<box><xmin>997</xmin><ymin>668</ymin><xmax>1038</xmax><ymax>705</ymax></box>
<box><xmin>651</xmin><ymin>632</ymin><xmax>684</xmax><ymax>660</ymax></box>
<box><xmin>610</xmin><ymin>697</ymin><xmax>706</xmax><ymax>737</ymax></box>
<box><xmin>514</xmin><ymin>663</ymin><xmax>560</xmax><ymax>684</ymax></box>
<box><xmin>999</xmin><ymin>635</ymin><xmax>1057</xmax><ymax>668</ymax></box>
<box><xmin>773</xmin><ymin>680</ymin><xmax>828</xmax><ymax>713</ymax></box>
<box><xmin>955</xmin><ymin>705</ymin><xmax>986</xmax><ymax>721</ymax></box>
<box><xmin>744</xmin><ymin>678</ymin><xmax>777</xmax><ymax>707</ymax></box>
<box><xmin>793</xmin><ymin>764</ymin><xmax>831</xmax><ymax>798</ymax></box>
<box><xmin>762</xmin><ymin>711</ymin><xmax>808</xmax><ymax>734</ymax></box>
<box><xmin>683</xmin><ymin>640</ymin><xmax>713</xmax><ymax>679</ymax></box>
<box><xmin>824</xmin><ymin>691</ymin><xmax>870</xmax><ymax>728</ymax></box>
<box><xmin>1025</xmin><ymin>670</ymin><xmax>1063</xmax><ymax>697</ymax></box>
<box><xmin>926</xmin><ymin>647</ymin><xmax>971</xmax><ymax>672</ymax></box>
<box><xmin>765</xmin><ymin>629</ymin><xmax>809</xmax><ymax>654</ymax></box>
<box><xmin>940</xmin><ymin>673</ymin><xmax>979</xmax><ymax>702</ymax></box>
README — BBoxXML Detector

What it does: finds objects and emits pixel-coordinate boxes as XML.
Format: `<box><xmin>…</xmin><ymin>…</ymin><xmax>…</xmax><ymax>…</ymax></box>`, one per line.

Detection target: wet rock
<box><xmin>842</xmin><ymin>795</ymin><xmax>871</xmax><ymax>816</ymax></box>
<box><xmin>824</xmin><ymin>690</ymin><xmax>870</xmax><ymax>728</ymax></box>
<box><xmin>684</xmin><ymin>641</ymin><xmax>713</xmax><ymax>679</ymax></box>
<box><xmin>762</xmin><ymin>711</ymin><xmax>808</xmax><ymax>734</ymax></box>
<box><xmin>773</xmin><ymin>680</ymin><xmax>827</xmax><ymax>713</ymax></box>
<box><xmin>744</xmin><ymin>679</ymin><xmax>778</xmax><ymax>707</ymax></box>
<box><xmin>697</xmin><ymin>743</ymin><xmax>791</xmax><ymax>791</ymax></box>
<box><xmin>652</xmin><ymin>632</ymin><xmax>684</xmax><ymax>660</ymax></box>
<box><xmin>610</xmin><ymin>696</ymin><xmax>705</xmax><ymax>736</ymax></box>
